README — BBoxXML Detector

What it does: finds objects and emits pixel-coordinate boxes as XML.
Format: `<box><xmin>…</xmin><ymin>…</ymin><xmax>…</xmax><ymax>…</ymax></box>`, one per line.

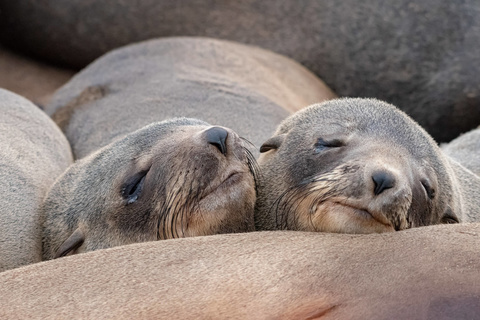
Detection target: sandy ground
<box><xmin>0</xmin><ymin>46</ymin><xmax>75</xmax><ymax>106</ymax></box>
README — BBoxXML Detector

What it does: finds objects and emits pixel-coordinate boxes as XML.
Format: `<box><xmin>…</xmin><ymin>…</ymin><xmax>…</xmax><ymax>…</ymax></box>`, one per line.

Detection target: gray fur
<box><xmin>2</xmin><ymin>224</ymin><xmax>480</xmax><ymax>319</ymax></box>
<box><xmin>442</xmin><ymin>127</ymin><xmax>480</xmax><ymax>177</ymax></box>
<box><xmin>45</xmin><ymin>37</ymin><xmax>335</xmax><ymax>159</ymax></box>
<box><xmin>256</xmin><ymin>98</ymin><xmax>480</xmax><ymax>232</ymax></box>
<box><xmin>0</xmin><ymin>89</ymin><xmax>73</xmax><ymax>272</ymax></box>
<box><xmin>1</xmin><ymin>0</ymin><xmax>479</xmax><ymax>141</ymax></box>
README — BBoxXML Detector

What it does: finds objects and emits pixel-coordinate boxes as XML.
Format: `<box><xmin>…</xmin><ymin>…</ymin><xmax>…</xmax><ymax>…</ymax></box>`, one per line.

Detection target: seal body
<box><xmin>2</xmin><ymin>224</ymin><xmax>480</xmax><ymax>319</ymax></box>
<box><xmin>256</xmin><ymin>98</ymin><xmax>480</xmax><ymax>233</ymax></box>
<box><xmin>2</xmin><ymin>0</ymin><xmax>479</xmax><ymax>141</ymax></box>
<box><xmin>45</xmin><ymin>37</ymin><xmax>335</xmax><ymax>159</ymax></box>
<box><xmin>442</xmin><ymin>127</ymin><xmax>480</xmax><ymax>177</ymax></box>
<box><xmin>0</xmin><ymin>89</ymin><xmax>73</xmax><ymax>272</ymax></box>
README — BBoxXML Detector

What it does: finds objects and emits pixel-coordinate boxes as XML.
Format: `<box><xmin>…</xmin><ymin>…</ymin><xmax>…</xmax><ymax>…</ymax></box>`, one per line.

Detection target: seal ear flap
<box><xmin>440</xmin><ymin>208</ymin><xmax>460</xmax><ymax>224</ymax></box>
<box><xmin>260</xmin><ymin>134</ymin><xmax>286</xmax><ymax>153</ymax></box>
<box><xmin>54</xmin><ymin>228</ymin><xmax>85</xmax><ymax>259</ymax></box>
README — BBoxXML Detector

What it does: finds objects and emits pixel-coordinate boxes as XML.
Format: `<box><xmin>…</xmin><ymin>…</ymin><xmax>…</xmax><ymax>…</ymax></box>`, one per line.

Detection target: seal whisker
<box><xmin>270</xmin><ymin>173</ymin><xmax>346</xmax><ymax>231</ymax></box>
<box><xmin>160</xmin><ymin>172</ymin><xmax>184</xmax><ymax>239</ymax></box>
<box><xmin>243</xmin><ymin>146</ymin><xmax>261</xmax><ymax>193</ymax></box>
<box><xmin>239</xmin><ymin>136</ymin><xmax>256</xmax><ymax>149</ymax></box>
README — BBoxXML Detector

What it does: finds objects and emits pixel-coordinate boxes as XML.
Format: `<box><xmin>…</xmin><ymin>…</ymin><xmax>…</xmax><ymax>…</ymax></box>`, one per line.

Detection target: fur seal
<box><xmin>0</xmin><ymin>89</ymin><xmax>73</xmax><ymax>272</ymax></box>
<box><xmin>41</xmin><ymin>38</ymin><xmax>335</xmax><ymax>258</ymax></box>
<box><xmin>41</xmin><ymin>118</ymin><xmax>258</xmax><ymax>259</ymax></box>
<box><xmin>256</xmin><ymin>98</ymin><xmax>480</xmax><ymax>233</ymax></box>
<box><xmin>1</xmin><ymin>1</ymin><xmax>479</xmax><ymax>141</ymax></box>
<box><xmin>442</xmin><ymin>127</ymin><xmax>480</xmax><ymax>177</ymax></box>
<box><xmin>45</xmin><ymin>37</ymin><xmax>334</xmax><ymax>160</ymax></box>
<box><xmin>1</xmin><ymin>224</ymin><xmax>480</xmax><ymax>319</ymax></box>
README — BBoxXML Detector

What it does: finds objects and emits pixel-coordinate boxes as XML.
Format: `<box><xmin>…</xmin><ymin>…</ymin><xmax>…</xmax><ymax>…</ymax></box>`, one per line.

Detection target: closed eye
<box><xmin>122</xmin><ymin>170</ymin><xmax>149</xmax><ymax>204</ymax></box>
<box><xmin>314</xmin><ymin>138</ymin><xmax>343</xmax><ymax>153</ymax></box>
<box><xmin>421</xmin><ymin>179</ymin><xmax>435</xmax><ymax>200</ymax></box>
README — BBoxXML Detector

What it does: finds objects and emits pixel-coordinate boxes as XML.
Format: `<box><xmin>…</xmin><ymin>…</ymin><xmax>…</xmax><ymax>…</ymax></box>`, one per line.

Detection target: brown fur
<box><xmin>1</xmin><ymin>224</ymin><xmax>480</xmax><ymax>319</ymax></box>
<box><xmin>0</xmin><ymin>45</ymin><xmax>74</xmax><ymax>106</ymax></box>
<box><xmin>256</xmin><ymin>98</ymin><xmax>480</xmax><ymax>232</ymax></box>
<box><xmin>41</xmin><ymin>119</ymin><xmax>258</xmax><ymax>260</ymax></box>
<box><xmin>0</xmin><ymin>89</ymin><xmax>73</xmax><ymax>272</ymax></box>
<box><xmin>51</xmin><ymin>85</ymin><xmax>106</xmax><ymax>132</ymax></box>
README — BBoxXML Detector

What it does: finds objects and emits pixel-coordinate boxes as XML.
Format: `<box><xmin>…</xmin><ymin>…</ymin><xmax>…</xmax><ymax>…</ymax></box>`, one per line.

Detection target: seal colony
<box><xmin>2</xmin><ymin>0</ymin><xmax>479</xmax><ymax>142</ymax></box>
<box><xmin>41</xmin><ymin>37</ymin><xmax>334</xmax><ymax>259</ymax></box>
<box><xmin>0</xmin><ymin>89</ymin><xmax>73</xmax><ymax>271</ymax></box>
<box><xmin>256</xmin><ymin>98</ymin><xmax>480</xmax><ymax>233</ymax></box>
<box><xmin>2</xmin><ymin>224</ymin><xmax>480</xmax><ymax>319</ymax></box>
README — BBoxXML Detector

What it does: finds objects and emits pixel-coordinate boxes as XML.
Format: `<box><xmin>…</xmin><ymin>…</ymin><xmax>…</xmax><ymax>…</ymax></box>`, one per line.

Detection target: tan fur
<box><xmin>1</xmin><ymin>224</ymin><xmax>480</xmax><ymax>319</ymax></box>
<box><xmin>0</xmin><ymin>89</ymin><xmax>73</xmax><ymax>272</ymax></box>
<box><xmin>0</xmin><ymin>45</ymin><xmax>74</xmax><ymax>106</ymax></box>
<box><xmin>256</xmin><ymin>98</ymin><xmax>480</xmax><ymax>232</ymax></box>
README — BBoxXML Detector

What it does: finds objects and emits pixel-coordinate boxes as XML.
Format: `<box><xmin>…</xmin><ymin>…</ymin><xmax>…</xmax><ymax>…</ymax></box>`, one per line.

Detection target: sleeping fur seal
<box><xmin>256</xmin><ymin>98</ymin><xmax>480</xmax><ymax>233</ymax></box>
<box><xmin>0</xmin><ymin>89</ymin><xmax>73</xmax><ymax>272</ymax></box>
<box><xmin>41</xmin><ymin>118</ymin><xmax>258</xmax><ymax>259</ymax></box>
<box><xmin>42</xmin><ymin>37</ymin><xmax>334</xmax><ymax>259</ymax></box>
<box><xmin>1</xmin><ymin>224</ymin><xmax>480</xmax><ymax>319</ymax></box>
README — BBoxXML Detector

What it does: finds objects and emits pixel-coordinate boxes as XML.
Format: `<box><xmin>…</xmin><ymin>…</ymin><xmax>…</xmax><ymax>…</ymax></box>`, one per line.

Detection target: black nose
<box><xmin>372</xmin><ymin>170</ymin><xmax>396</xmax><ymax>195</ymax></box>
<box><xmin>205</xmin><ymin>127</ymin><xmax>228</xmax><ymax>156</ymax></box>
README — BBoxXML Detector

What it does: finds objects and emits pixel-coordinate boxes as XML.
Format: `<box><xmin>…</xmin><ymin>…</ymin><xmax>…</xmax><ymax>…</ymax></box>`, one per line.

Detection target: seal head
<box><xmin>256</xmin><ymin>98</ymin><xmax>461</xmax><ymax>233</ymax></box>
<box><xmin>42</xmin><ymin>118</ymin><xmax>257</xmax><ymax>259</ymax></box>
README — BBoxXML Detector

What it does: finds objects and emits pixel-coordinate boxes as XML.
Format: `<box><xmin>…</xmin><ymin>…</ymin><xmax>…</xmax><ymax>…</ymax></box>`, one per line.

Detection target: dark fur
<box><xmin>2</xmin><ymin>1</ymin><xmax>479</xmax><ymax>141</ymax></box>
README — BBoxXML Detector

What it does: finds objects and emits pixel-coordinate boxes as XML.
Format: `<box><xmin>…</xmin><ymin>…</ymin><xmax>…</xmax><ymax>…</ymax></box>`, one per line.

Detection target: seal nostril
<box><xmin>205</xmin><ymin>127</ymin><xmax>228</xmax><ymax>156</ymax></box>
<box><xmin>372</xmin><ymin>171</ymin><xmax>396</xmax><ymax>195</ymax></box>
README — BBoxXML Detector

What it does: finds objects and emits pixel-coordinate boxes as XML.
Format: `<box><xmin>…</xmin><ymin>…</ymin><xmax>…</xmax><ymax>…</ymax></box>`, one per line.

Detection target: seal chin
<box><xmin>309</xmin><ymin>201</ymin><xmax>395</xmax><ymax>234</ymax></box>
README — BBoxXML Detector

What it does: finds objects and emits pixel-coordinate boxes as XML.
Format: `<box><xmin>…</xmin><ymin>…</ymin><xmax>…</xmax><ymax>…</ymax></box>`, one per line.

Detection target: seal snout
<box><xmin>372</xmin><ymin>170</ymin><xmax>396</xmax><ymax>195</ymax></box>
<box><xmin>205</xmin><ymin>127</ymin><xmax>228</xmax><ymax>156</ymax></box>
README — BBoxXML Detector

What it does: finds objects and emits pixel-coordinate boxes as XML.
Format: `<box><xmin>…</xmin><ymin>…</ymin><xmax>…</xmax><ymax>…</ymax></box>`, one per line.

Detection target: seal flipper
<box><xmin>54</xmin><ymin>228</ymin><xmax>85</xmax><ymax>259</ymax></box>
